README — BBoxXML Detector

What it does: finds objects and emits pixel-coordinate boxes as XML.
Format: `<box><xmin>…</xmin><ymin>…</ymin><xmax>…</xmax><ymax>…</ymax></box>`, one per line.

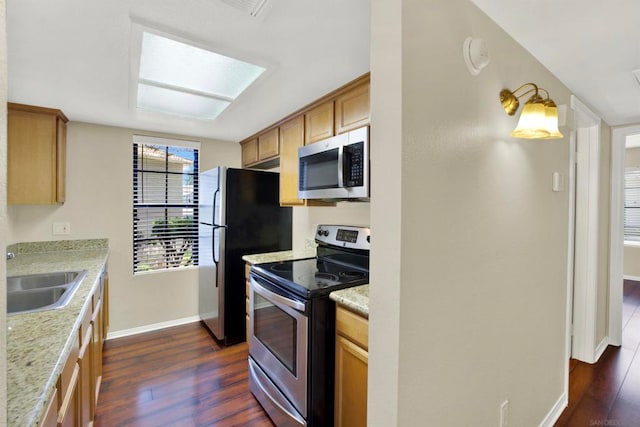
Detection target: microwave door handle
<box><xmin>337</xmin><ymin>145</ymin><xmax>344</xmax><ymax>188</ymax></box>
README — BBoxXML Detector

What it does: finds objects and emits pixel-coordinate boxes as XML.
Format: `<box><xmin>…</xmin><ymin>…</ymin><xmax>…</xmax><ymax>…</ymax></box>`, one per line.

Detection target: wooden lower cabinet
<box><xmin>58</xmin><ymin>363</ymin><xmax>79</xmax><ymax>427</ymax></box>
<box><xmin>334</xmin><ymin>306</ymin><xmax>368</xmax><ymax>427</ymax></box>
<box><xmin>78</xmin><ymin>321</ymin><xmax>93</xmax><ymax>427</ymax></box>
<box><xmin>44</xmin><ymin>267</ymin><xmax>109</xmax><ymax>427</ymax></box>
<box><xmin>41</xmin><ymin>389</ymin><xmax>59</xmax><ymax>427</ymax></box>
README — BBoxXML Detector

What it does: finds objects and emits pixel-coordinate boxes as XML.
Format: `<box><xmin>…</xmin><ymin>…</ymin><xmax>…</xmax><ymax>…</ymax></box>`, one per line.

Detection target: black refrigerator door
<box><xmin>222</xmin><ymin>168</ymin><xmax>293</xmax><ymax>345</ymax></box>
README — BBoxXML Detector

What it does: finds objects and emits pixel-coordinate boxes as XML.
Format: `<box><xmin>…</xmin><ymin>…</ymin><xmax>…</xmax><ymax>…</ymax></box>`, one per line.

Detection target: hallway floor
<box><xmin>555</xmin><ymin>279</ymin><xmax>640</xmax><ymax>426</ymax></box>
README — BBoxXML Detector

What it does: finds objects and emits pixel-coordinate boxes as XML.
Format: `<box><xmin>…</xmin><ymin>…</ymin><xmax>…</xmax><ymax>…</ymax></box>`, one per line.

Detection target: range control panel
<box><xmin>316</xmin><ymin>224</ymin><xmax>370</xmax><ymax>250</ymax></box>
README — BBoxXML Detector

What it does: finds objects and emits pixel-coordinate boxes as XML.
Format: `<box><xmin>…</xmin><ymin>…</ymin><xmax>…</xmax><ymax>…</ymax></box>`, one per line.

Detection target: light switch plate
<box><xmin>53</xmin><ymin>222</ymin><xmax>71</xmax><ymax>235</ymax></box>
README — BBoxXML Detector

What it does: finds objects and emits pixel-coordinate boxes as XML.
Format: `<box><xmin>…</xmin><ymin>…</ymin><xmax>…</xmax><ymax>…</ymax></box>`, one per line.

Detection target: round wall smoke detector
<box><xmin>463</xmin><ymin>37</ymin><xmax>490</xmax><ymax>76</ymax></box>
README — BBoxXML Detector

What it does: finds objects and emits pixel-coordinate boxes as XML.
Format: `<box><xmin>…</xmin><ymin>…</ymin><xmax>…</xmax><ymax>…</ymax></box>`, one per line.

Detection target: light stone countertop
<box><xmin>6</xmin><ymin>239</ymin><xmax>109</xmax><ymax>427</ymax></box>
<box><xmin>242</xmin><ymin>247</ymin><xmax>317</xmax><ymax>265</ymax></box>
<box><xmin>330</xmin><ymin>284</ymin><xmax>370</xmax><ymax>318</ymax></box>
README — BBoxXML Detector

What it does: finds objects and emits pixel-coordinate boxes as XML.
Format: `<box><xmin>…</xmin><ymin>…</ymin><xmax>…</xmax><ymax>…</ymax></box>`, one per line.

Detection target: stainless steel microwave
<box><xmin>298</xmin><ymin>126</ymin><xmax>369</xmax><ymax>201</ymax></box>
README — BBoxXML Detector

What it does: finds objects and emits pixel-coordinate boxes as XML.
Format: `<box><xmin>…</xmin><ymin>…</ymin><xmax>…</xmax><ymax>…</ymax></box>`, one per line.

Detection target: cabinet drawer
<box><xmin>78</xmin><ymin>306</ymin><xmax>92</xmax><ymax>346</ymax></box>
<box><xmin>58</xmin><ymin>342</ymin><xmax>79</xmax><ymax>405</ymax></box>
<box><xmin>336</xmin><ymin>306</ymin><xmax>368</xmax><ymax>350</ymax></box>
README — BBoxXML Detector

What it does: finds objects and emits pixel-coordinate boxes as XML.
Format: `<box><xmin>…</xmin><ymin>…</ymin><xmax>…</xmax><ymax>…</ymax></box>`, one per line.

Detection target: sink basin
<box><xmin>7</xmin><ymin>271</ymin><xmax>84</xmax><ymax>292</ymax></box>
<box><xmin>7</xmin><ymin>270</ymin><xmax>87</xmax><ymax>315</ymax></box>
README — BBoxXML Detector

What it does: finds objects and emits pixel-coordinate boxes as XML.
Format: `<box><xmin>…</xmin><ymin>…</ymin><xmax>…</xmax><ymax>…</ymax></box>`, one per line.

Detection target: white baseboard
<box><xmin>539</xmin><ymin>391</ymin><xmax>568</xmax><ymax>427</ymax></box>
<box><xmin>106</xmin><ymin>315</ymin><xmax>201</xmax><ymax>340</ymax></box>
<box><xmin>623</xmin><ymin>275</ymin><xmax>640</xmax><ymax>282</ymax></box>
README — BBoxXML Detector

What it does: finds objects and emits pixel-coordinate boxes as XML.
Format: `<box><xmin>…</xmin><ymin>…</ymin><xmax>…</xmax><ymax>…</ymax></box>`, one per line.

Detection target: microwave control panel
<box><xmin>344</xmin><ymin>141</ymin><xmax>365</xmax><ymax>187</ymax></box>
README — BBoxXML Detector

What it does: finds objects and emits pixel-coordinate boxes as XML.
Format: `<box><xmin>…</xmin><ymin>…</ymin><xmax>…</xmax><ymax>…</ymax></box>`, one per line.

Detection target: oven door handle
<box><xmin>251</xmin><ymin>277</ymin><xmax>306</xmax><ymax>313</ymax></box>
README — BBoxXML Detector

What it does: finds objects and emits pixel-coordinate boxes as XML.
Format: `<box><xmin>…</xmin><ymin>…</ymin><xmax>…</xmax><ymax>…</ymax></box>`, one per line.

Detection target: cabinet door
<box><xmin>305</xmin><ymin>101</ymin><xmax>334</xmax><ymax>144</ymax></box>
<box><xmin>258</xmin><ymin>128</ymin><xmax>279</xmax><ymax>161</ymax></box>
<box><xmin>242</xmin><ymin>139</ymin><xmax>259</xmax><ymax>166</ymax></box>
<box><xmin>78</xmin><ymin>323</ymin><xmax>94</xmax><ymax>427</ymax></box>
<box><xmin>58</xmin><ymin>363</ymin><xmax>79</xmax><ymax>427</ymax></box>
<box><xmin>102</xmin><ymin>272</ymin><xmax>109</xmax><ymax>344</ymax></box>
<box><xmin>41</xmin><ymin>389</ymin><xmax>59</xmax><ymax>427</ymax></box>
<box><xmin>56</xmin><ymin>117</ymin><xmax>67</xmax><ymax>203</ymax></box>
<box><xmin>8</xmin><ymin>108</ymin><xmax>58</xmax><ymax>204</ymax></box>
<box><xmin>335</xmin><ymin>82</ymin><xmax>370</xmax><ymax>134</ymax></box>
<box><xmin>279</xmin><ymin>116</ymin><xmax>305</xmax><ymax>206</ymax></box>
<box><xmin>92</xmin><ymin>298</ymin><xmax>103</xmax><ymax>409</ymax></box>
<box><xmin>334</xmin><ymin>335</ymin><xmax>368</xmax><ymax>427</ymax></box>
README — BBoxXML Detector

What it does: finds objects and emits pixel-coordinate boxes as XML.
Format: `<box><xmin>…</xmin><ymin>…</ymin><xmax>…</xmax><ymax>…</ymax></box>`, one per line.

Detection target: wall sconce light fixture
<box><xmin>499</xmin><ymin>83</ymin><xmax>563</xmax><ymax>139</ymax></box>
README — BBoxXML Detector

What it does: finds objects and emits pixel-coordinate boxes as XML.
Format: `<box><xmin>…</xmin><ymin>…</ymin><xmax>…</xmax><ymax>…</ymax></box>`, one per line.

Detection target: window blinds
<box><xmin>625</xmin><ymin>167</ymin><xmax>640</xmax><ymax>241</ymax></box>
<box><xmin>133</xmin><ymin>141</ymin><xmax>199</xmax><ymax>272</ymax></box>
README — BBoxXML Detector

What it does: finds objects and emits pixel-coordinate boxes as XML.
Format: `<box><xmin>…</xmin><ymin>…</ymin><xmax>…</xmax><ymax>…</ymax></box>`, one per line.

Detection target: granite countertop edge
<box><xmin>7</xmin><ymin>240</ymin><xmax>109</xmax><ymax>427</ymax></box>
<box><xmin>242</xmin><ymin>248</ymin><xmax>317</xmax><ymax>265</ymax></box>
<box><xmin>330</xmin><ymin>284</ymin><xmax>370</xmax><ymax>318</ymax></box>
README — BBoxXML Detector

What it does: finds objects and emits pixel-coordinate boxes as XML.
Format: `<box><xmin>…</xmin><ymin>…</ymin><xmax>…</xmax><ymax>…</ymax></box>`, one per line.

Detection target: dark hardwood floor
<box><xmin>555</xmin><ymin>279</ymin><xmax>640</xmax><ymax>426</ymax></box>
<box><xmin>95</xmin><ymin>281</ymin><xmax>640</xmax><ymax>426</ymax></box>
<box><xmin>93</xmin><ymin>322</ymin><xmax>274</xmax><ymax>427</ymax></box>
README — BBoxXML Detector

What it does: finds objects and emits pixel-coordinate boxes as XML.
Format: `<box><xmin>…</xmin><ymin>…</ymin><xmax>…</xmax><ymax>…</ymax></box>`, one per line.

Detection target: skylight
<box><xmin>137</xmin><ymin>32</ymin><xmax>266</xmax><ymax>120</ymax></box>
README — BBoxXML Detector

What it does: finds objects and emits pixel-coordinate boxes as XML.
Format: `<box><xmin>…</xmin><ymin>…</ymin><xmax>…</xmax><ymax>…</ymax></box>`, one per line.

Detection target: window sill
<box><xmin>624</xmin><ymin>241</ymin><xmax>640</xmax><ymax>248</ymax></box>
<box><xmin>134</xmin><ymin>265</ymin><xmax>198</xmax><ymax>276</ymax></box>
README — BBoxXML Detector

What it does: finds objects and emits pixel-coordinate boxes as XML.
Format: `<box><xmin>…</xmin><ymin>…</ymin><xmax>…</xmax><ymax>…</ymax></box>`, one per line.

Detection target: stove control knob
<box><xmin>317</xmin><ymin>229</ymin><xmax>322</xmax><ymax>235</ymax></box>
<box><xmin>367</xmin><ymin>235</ymin><xmax>370</xmax><ymax>243</ymax></box>
<box><xmin>322</xmin><ymin>230</ymin><xmax>329</xmax><ymax>237</ymax></box>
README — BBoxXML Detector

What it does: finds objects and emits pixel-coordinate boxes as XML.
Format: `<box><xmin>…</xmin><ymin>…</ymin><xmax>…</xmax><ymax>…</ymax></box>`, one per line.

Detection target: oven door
<box><xmin>249</xmin><ymin>273</ymin><xmax>309</xmax><ymax>420</ymax></box>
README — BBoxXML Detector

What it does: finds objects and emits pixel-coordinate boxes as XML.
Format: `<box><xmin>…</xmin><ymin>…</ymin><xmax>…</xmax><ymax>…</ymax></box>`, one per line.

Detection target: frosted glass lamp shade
<box><xmin>543</xmin><ymin>104</ymin><xmax>563</xmax><ymax>139</ymax></box>
<box><xmin>510</xmin><ymin>100</ymin><xmax>549</xmax><ymax>139</ymax></box>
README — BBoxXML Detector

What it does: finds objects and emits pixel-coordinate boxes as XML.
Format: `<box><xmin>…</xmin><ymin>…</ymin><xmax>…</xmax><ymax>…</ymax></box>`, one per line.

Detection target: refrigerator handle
<box><xmin>212</xmin><ymin>188</ymin><xmax>220</xmax><ymax>225</ymax></box>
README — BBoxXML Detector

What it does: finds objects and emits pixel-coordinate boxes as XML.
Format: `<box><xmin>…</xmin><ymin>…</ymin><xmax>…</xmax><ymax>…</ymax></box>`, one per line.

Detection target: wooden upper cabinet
<box><xmin>305</xmin><ymin>101</ymin><xmax>334</xmax><ymax>144</ymax></box>
<box><xmin>7</xmin><ymin>103</ymin><xmax>68</xmax><ymax>205</ymax></box>
<box><xmin>241</xmin><ymin>138</ymin><xmax>259</xmax><ymax>166</ymax></box>
<box><xmin>257</xmin><ymin>127</ymin><xmax>279</xmax><ymax>161</ymax></box>
<box><xmin>335</xmin><ymin>82</ymin><xmax>370</xmax><ymax>134</ymax></box>
<box><xmin>279</xmin><ymin>116</ymin><xmax>305</xmax><ymax>206</ymax></box>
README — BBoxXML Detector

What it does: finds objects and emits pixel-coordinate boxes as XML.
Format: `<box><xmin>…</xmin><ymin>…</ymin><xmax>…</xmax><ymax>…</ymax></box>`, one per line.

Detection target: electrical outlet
<box><xmin>53</xmin><ymin>222</ymin><xmax>71</xmax><ymax>235</ymax></box>
<box><xmin>500</xmin><ymin>400</ymin><xmax>509</xmax><ymax>427</ymax></box>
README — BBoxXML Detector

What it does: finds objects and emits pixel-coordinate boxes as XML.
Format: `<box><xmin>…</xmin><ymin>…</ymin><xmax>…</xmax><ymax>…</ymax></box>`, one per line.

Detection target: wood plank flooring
<box><xmin>93</xmin><ymin>322</ymin><xmax>273</xmax><ymax>427</ymax></box>
<box><xmin>95</xmin><ymin>281</ymin><xmax>640</xmax><ymax>426</ymax></box>
<box><xmin>555</xmin><ymin>279</ymin><xmax>640</xmax><ymax>426</ymax></box>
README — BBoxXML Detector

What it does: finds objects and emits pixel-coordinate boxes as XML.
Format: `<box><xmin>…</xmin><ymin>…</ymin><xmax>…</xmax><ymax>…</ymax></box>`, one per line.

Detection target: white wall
<box><xmin>369</xmin><ymin>0</ymin><xmax>571</xmax><ymax>425</ymax></box>
<box><xmin>0</xmin><ymin>0</ymin><xmax>8</xmax><ymax>421</ymax></box>
<box><xmin>7</xmin><ymin>121</ymin><xmax>240</xmax><ymax>333</ymax></box>
<box><xmin>291</xmin><ymin>203</ymin><xmax>370</xmax><ymax>251</ymax></box>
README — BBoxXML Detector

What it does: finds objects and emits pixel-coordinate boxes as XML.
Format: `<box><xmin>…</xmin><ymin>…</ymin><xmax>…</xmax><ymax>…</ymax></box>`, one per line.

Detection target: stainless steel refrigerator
<box><xmin>198</xmin><ymin>167</ymin><xmax>292</xmax><ymax>345</ymax></box>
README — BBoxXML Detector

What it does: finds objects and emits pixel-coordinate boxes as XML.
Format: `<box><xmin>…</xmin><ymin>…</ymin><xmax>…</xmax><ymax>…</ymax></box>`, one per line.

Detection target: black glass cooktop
<box><xmin>252</xmin><ymin>254</ymin><xmax>369</xmax><ymax>299</ymax></box>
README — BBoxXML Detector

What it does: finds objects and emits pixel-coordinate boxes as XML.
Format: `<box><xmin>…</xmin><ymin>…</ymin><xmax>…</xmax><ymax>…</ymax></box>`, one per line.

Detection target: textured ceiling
<box><xmin>6</xmin><ymin>0</ymin><xmax>370</xmax><ymax>142</ymax></box>
<box><xmin>471</xmin><ymin>0</ymin><xmax>640</xmax><ymax>127</ymax></box>
<box><xmin>9</xmin><ymin>1</ymin><xmax>640</xmax><ymax>143</ymax></box>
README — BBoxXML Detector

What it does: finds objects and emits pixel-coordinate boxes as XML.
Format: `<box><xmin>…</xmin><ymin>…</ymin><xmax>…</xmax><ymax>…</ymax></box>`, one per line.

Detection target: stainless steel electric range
<box><xmin>248</xmin><ymin>224</ymin><xmax>370</xmax><ymax>427</ymax></box>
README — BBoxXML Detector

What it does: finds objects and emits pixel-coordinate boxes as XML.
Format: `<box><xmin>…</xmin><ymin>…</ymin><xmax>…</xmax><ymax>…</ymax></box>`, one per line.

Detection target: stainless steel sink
<box><xmin>7</xmin><ymin>270</ymin><xmax>87</xmax><ymax>315</ymax></box>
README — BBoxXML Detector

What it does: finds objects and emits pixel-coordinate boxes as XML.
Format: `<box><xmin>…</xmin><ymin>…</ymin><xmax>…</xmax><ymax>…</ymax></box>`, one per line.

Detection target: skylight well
<box><xmin>136</xmin><ymin>32</ymin><xmax>265</xmax><ymax>120</ymax></box>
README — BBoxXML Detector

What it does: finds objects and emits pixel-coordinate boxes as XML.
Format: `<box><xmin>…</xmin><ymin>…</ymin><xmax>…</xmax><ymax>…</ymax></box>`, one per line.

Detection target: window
<box><xmin>624</xmin><ymin>166</ymin><xmax>640</xmax><ymax>241</ymax></box>
<box><xmin>133</xmin><ymin>136</ymin><xmax>199</xmax><ymax>273</ymax></box>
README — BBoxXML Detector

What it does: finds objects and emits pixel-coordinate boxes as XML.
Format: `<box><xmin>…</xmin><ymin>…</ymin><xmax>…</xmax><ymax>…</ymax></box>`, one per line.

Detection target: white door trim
<box><xmin>609</xmin><ymin>124</ymin><xmax>640</xmax><ymax>346</ymax></box>
<box><xmin>564</xmin><ymin>129</ymin><xmax>576</xmax><ymax>396</ymax></box>
<box><xmin>570</xmin><ymin>95</ymin><xmax>602</xmax><ymax>363</ymax></box>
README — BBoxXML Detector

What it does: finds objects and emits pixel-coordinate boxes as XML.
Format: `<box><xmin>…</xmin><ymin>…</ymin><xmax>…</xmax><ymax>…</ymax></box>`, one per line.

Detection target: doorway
<box><xmin>609</xmin><ymin>125</ymin><xmax>640</xmax><ymax>347</ymax></box>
